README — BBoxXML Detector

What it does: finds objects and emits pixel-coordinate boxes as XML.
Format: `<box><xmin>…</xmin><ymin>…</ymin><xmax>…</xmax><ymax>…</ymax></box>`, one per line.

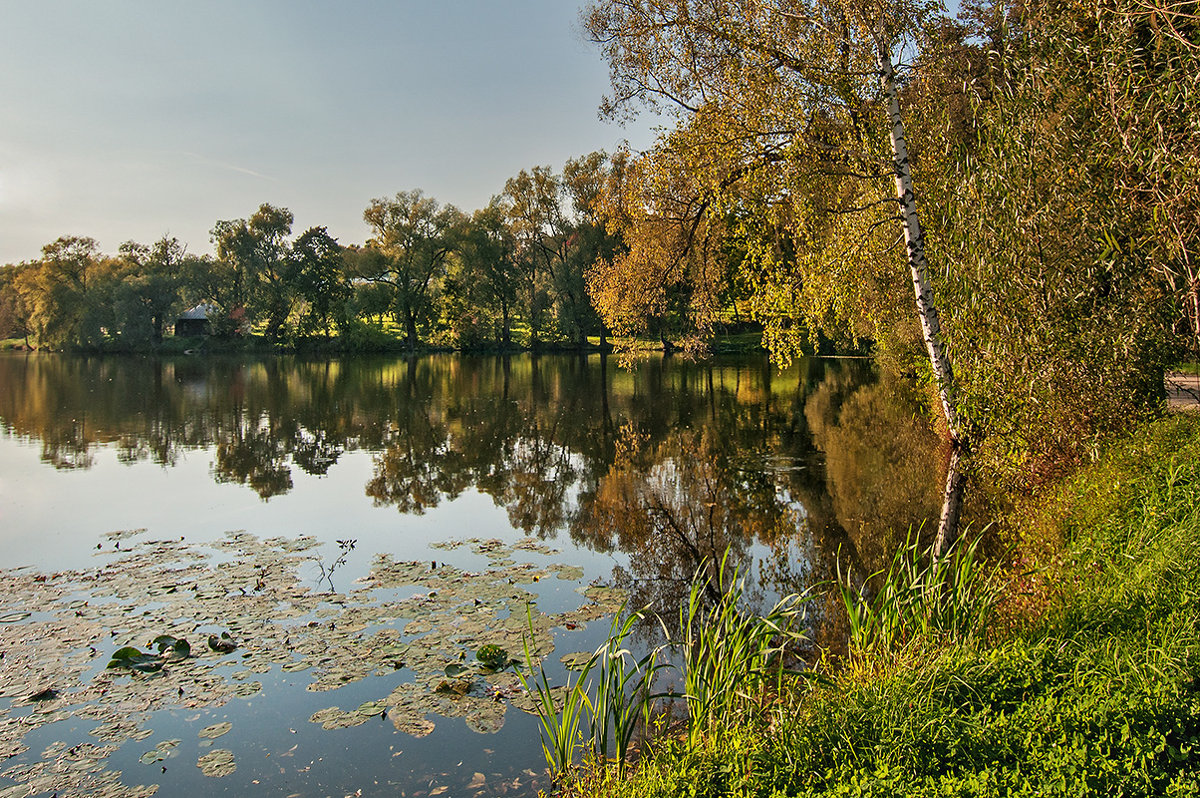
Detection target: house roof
<box><xmin>178</xmin><ymin>303</ymin><xmax>219</xmax><ymax>321</ymax></box>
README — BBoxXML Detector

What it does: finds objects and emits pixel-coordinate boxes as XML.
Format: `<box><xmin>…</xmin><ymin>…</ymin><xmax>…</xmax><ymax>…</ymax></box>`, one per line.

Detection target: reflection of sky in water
<box><xmin>0</xmin><ymin>441</ymin><xmax>625</xmax><ymax>588</ymax></box>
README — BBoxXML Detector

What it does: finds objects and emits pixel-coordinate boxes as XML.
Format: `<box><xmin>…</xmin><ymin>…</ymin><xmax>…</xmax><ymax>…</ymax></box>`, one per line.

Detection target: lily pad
<box><xmin>559</xmin><ymin>651</ymin><xmax>595</xmax><ymax>670</ymax></box>
<box><xmin>198</xmin><ymin>722</ymin><xmax>232</xmax><ymax>740</ymax></box>
<box><xmin>197</xmin><ymin>748</ymin><xmax>236</xmax><ymax>777</ymax></box>
<box><xmin>151</xmin><ymin>635</ymin><xmax>191</xmax><ymax>659</ymax></box>
<box><xmin>139</xmin><ymin>749</ymin><xmax>165</xmax><ymax>765</ymax></box>
<box><xmin>106</xmin><ymin>646</ymin><xmax>164</xmax><ymax>673</ymax></box>
<box><xmin>208</xmin><ymin>632</ymin><xmax>237</xmax><ymax>653</ymax></box>
<box><xmin>434</xmin><ymin>678</ymin><xmax>472</xmax><ymax>696</ymax></box>
<box><xmin>475</xmin><ymin>644</ymin><xmax>509</xmax><ymax>670</ymax></box>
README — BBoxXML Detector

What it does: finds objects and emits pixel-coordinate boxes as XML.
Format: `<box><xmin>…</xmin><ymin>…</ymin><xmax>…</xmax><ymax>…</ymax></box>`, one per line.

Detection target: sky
<box><xmin>0</xmin><ymin>1</ymin><xmax>660</xmax><ymax>264</ymax></box>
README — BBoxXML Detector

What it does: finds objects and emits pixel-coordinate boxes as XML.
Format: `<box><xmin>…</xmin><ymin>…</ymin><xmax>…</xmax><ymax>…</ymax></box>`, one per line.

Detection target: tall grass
<box><xmin>519</xmin><ymin>620</ymin><xmax>595</xmax><ymax>780</ymax></box>
<box><xmin>835</xmin><ymin>530</ymin><xmax>999</xmax><ymax>653</ymax></box>
<box><xmin>680</xmin><ymin>554</ymin><xmax>810</xmax><ymax>745</ymax></box>
<box><xmin>520</xmin><ymin>558</ymin><xmax>810</xmax><ymax>779</ymax></box>
<box><xmin>588</xmin><ymin>610</ymin><xmax>671</xmax><ymax>774</ymax></box>
<box><xmin>519</xmin><ymin>606</ymin><xmax>669</xmax><ymax>779</ymax></box>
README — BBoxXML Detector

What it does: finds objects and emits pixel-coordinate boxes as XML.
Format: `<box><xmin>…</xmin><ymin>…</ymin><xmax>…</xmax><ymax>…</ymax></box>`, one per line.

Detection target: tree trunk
<box><xmin>404</xmin><ymin>306</ymin><xmax>418</xmax><ymax>350</ymax></box>
<box><xmin>878</xmin><ymin>40</ymin><xmax>968</xmax><ymax>558</ymax></box>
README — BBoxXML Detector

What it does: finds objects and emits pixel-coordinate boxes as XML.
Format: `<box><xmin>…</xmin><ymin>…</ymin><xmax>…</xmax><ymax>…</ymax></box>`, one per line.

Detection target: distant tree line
<box><xmin>0</xmin><ymin>153</ymin><xmax>628</xmax><ymax>353</ymax></box>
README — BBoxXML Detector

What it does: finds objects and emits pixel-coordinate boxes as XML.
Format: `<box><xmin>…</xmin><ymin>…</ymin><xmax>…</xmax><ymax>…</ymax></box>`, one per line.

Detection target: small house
<box><xmin>174</xmin><ymin>304</ymin><xmax>218</xmax><ymax>337</ymax></box>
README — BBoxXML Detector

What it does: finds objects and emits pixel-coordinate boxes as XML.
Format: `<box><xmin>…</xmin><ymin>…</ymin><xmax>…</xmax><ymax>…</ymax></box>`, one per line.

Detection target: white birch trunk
<box><xmin>876</xmin><ymin>40</ymin><xmax>968</xmax><ymax>558</ymax></box>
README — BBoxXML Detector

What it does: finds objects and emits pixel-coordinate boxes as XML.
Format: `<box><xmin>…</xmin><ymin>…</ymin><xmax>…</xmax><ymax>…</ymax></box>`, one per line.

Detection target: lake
<box><xmin>0</xmin><ymin>352</ymin><xmax>943</xmax><ymax>797</ymax></box>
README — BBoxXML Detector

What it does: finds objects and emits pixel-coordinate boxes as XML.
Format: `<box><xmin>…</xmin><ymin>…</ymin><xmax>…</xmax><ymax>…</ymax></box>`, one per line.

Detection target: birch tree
<box><xmin>584</xmin><ymin>0</ymin><xmax>969</xmax><ymax>553</ymax></box>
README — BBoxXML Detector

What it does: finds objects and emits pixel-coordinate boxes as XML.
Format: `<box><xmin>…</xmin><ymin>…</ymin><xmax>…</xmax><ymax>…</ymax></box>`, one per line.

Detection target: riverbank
<box><xmin>573</xmin><ymin>414</ymin><xmax>1200</xmax><ymax>796</ymax></box>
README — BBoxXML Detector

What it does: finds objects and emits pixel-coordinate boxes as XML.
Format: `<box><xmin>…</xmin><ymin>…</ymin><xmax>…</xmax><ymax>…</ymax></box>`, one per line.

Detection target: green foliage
<box><xmin>519</xmin><ymin>606</ymin><xmax>669</xmax><ymax>780</ymax></box>
<box><xmin>475</xmin><ymin>644</ymin><xmax>510</xmax><ymax>671</ymax></box>
<box><xmin>107</xmin><ymin>635</ymin><xmax>191</xmax><ymax>673</ymax></box>
<box><xmin>680</xmin><ymin>555</ymin><xmax>810</xmax><ymax>745</ymax></box>
<box><xmin>575</xmin><ymin>415</ymin><xmax>1200</xmax><ymax>797</ymax></box>
<box><xmin>519</xmin><ymin>612</ymin><xmax>597</xmax><ymax>780</ymax></box>
<box><xmin>290</xmin><ymin>226</ymin><xmax>351</xmax><ymax>340</ymax></box>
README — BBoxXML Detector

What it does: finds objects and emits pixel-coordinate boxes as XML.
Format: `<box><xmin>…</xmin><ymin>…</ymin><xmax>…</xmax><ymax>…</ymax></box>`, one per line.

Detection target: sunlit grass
<box><xmin>567</xmin><ymin>414</ymin><xmax>1200</xmax><ymax>797</ymax></box>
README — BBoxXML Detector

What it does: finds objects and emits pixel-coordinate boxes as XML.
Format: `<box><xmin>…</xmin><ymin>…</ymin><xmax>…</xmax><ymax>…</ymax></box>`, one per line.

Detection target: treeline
<box><xmin>0</xmin><ymin>153</ymin><xmax>629</xmax><ymax>353</ymax></box>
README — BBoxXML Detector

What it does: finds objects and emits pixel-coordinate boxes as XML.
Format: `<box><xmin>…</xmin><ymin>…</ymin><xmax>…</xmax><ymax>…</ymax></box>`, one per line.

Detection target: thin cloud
<box><xmin>182</xmin><ymin>152</ymin><xmax>278</xmax><ymax>182</ymax></box>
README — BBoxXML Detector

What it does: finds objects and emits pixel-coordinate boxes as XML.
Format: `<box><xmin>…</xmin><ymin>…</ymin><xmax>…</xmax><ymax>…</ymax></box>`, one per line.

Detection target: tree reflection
<box><xmin>570</xmin><ymin>424</ymin><xmax>802</xmax><ymax>615</ymax></box>
<box><xmin>0</xmin><ymin>352</ymin><xmax>943</xmax><ymax>614</ymax></box>
<box><xmin>804</xmin><ymin>365</ymin><xmax>944</xmax><ymax>577</ymax></box>
<box><xmin>213</xmin><ymin>416</ymin><xmax>293</xmax><ymax>500</ymax></box>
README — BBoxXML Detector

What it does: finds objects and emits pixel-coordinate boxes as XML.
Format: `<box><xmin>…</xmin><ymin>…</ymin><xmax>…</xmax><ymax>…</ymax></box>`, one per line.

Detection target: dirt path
<box><xmin>1167</xmin><ymin>371</ymin><xmax>1200</xmax><ymax>410</ymax></box>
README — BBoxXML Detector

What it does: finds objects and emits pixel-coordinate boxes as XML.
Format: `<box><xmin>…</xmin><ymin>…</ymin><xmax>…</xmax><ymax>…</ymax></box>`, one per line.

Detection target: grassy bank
<box><xmin>574</xmin><ymin>415</ymin><xmax>1200</xmax><ymax>797</ymax></box>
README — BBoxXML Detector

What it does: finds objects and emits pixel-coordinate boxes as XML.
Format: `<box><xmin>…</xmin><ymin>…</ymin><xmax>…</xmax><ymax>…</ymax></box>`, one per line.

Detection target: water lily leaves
<box><xmin>513</xmin><ymin>538</ymin><xmax>559</xmax><ymax>556</ymax></box>
<box><xmin>308</xmin><ymin>702</ymin><xmax>385</xmax><ymax>730</ymax></box>
<box><xmin>559</xmin><ymin>651</ymin><xmax>594</xmax><ymax>671</ymax></box>
<box><xmin>106</xmin><ymin>635</ymin><xmax>190</xmax><ymax>672</ymax></box>
<box><xmin>464</xmin><ymin>704</ymin><xmax>506</xmax><ymax>735</ymax></box>
<box><xmin>475</xmin><ymin>644</ymin><xmax>509</xmax><ymax>671</ymax></box>
<box><xmin>197</xmin><ymin>748</ymin><xmax>236</xmax><ymax>777</ymax></box>
<box><xmin>308</xmin><ymin>707</ymin><xmax>345</xmax><ymax>728</ymax></box>
<box><xmin>151</xmin><ymin>635</ymin><xmax>190</xmax><ymax>659</ymax></box>
<box><xmin>0</xmin><ymin>529</ymin><xmax>627</xmax><ymax>794</ymax></box>
<box><xmin>392</xmin><ymin>715</ymin><xmax>436</xmax><ymax>737</ymax></box>
<box><xmin>207</xmin><ymin>632</ymin><xmax>237</xmax><ymax>653</ymax></box>
<box><xmin>231</xmin><ymin>680</ymin><xmax>262</xmax><ymax>698</ymax></box>
<box><xmin>553</xmin><ymin>565</ymin><xmax>585</xmax><ymax>581</ymax></box>
<box><xmin>357</xmin><ymin>700</ymin><xmax>387</xmax><ymax>718</ymax></box>
<box><xmin>141</xmin><ymin>738</ymin><xmax>180</xmax><ymax>763</ymax></box>
<box><xmin>139</xmin><ymin>749</ymin><xmax>165</xmax><ymax>765</ymax></box>
<box><xmin>580</xmin><ymin>585</ymin><xmax>627</xmax><ymax>613</ymax></box>
<box><xmin>106</xmin><ymin>646</ymin><xmax>164</xmax><ymax>673</ymax></box>
<box><xmin>198</xmin><ymin>722</ymin><xmax>232</xmax><ymax>740</ymax></box>
<box><xmin>434</xmin><ymin>678</ymin><xmax>473</xmax><ymax>696</ymax></box>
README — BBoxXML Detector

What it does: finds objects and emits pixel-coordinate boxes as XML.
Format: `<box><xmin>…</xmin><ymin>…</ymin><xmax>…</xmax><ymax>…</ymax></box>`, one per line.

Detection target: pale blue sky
<box><xmin>0</xmin><ymin>1</ymin><xmax>656</xmax><ymax>263</ymax></box>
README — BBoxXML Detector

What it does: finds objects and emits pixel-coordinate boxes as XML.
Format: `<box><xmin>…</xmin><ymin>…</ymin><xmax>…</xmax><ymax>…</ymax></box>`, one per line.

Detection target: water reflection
<box><xmin>0</xmin><ymin>352</ymin><xmax>942</xmax><ymax>593</ymax></box>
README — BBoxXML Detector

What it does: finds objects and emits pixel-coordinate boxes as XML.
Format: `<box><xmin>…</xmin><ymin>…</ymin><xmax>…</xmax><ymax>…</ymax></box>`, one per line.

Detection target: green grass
<box><xmin>571</xmin><ymin>415</ymin><xmax>1200</xmax><ymax>797</ymax></box>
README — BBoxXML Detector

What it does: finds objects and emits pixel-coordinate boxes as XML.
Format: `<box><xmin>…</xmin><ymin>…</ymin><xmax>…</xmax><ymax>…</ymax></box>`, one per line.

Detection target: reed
<box><xmin>680</xmin><ymin>554</ymin><xmax>810</xmax><ymax>744</ymax></box>
<box><xmin>836</xmin><ymin>529</ymin><xmax>999</xmax><ymax>653</ymax></box>
<box><xmin>518</xmin><ymin>613</ymin><xmax>596</xmax><ymax>780</ymax></box>
<box><xmin>519</xmin><ymin>605</ymin><xmax>669</xmax><ymax>779</ymax></box>
<box><xmin>587</xmin><ymin>610</ymin><xmax>671</xmax><ymax>775</ymax></box>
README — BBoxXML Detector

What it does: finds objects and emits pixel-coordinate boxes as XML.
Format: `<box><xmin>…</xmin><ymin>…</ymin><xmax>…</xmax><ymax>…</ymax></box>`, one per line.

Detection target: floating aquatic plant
<box><xmin>475</xmin><ymin>644</ymin><xmax>510</xmax><ymax>670</ymax></box>
<box><xmin>207</xmin><ymin>632</ymin><xmax>237</xmax><ymax>653</ymax></box>
<box><xmin>0</xmin><ymin>529</ymin><xmax>625</xmax><ymax>796</ymax></box>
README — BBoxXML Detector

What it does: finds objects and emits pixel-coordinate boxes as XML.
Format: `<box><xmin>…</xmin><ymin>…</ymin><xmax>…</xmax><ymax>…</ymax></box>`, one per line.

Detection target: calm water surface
<box><xmin>0</xmin><ymin>352</ymin><xmax>942</xmax><ymax>797</ymax></box>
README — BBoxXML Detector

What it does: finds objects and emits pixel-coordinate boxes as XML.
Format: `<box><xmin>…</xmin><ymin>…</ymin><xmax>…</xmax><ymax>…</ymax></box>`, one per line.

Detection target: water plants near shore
<box><xmin>562</xmin><ymin>414</ymin><xmax>1200</xmax><ymax>796</ymax></box>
